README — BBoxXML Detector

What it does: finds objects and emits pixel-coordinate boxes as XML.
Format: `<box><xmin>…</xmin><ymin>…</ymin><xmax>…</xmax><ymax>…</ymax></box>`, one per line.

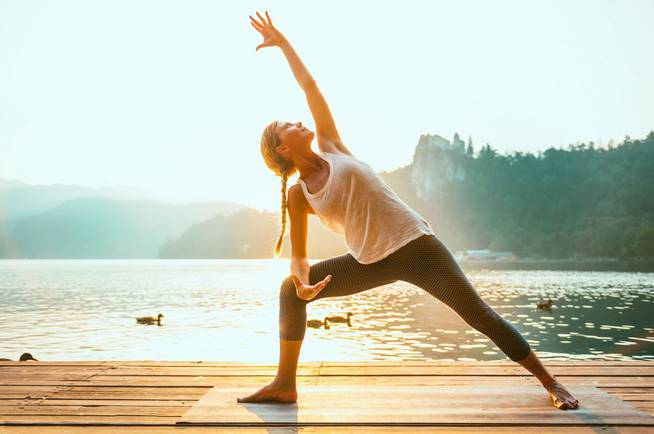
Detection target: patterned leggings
<box><xmin>279</xmin><ymin>233</ymin><xmax>532</xmax><ymax>362</ymax></box>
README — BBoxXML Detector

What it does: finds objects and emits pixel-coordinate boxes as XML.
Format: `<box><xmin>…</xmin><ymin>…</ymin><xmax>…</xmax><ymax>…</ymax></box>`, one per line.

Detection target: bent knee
<box><xmin>279</xmin><ymin>275</ymin><xmax>306</xmax><ymax>305</ymax></box>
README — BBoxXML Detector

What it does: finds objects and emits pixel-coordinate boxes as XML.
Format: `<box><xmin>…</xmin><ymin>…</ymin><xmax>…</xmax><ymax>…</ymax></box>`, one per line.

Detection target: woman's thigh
<box><xmin>308</xmin><ymin>251</ymin><xmax>399</xmax><ymax>302</ymax></box>
<box><xmin>394</xmin><ymin>234</ymin><xmax>482</xmax><ymax>309</ymax></box>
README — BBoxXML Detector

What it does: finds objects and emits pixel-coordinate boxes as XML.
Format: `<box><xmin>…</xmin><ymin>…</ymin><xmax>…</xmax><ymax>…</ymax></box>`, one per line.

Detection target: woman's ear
<box><xmin>275</xmin><ymin>144</ymin><xmax>289</xmax><ymax>157</ymax></box>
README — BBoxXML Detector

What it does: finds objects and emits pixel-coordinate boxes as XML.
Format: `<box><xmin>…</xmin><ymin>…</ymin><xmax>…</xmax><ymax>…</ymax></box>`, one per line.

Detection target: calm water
<box><xmin>1</xmin><ymin>260</ymin><xmax>653</xmax><ymax>362</ymax></box>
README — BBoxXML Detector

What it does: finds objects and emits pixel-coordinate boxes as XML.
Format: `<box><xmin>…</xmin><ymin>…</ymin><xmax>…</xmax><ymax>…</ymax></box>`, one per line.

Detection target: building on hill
<box><xmin>410</xmin><ymin>133</ymin><xmax>467</xmax><ymax>201</ymax></box>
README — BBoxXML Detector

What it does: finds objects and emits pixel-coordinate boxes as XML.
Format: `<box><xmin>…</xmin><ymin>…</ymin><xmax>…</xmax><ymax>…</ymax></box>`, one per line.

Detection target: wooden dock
<box><xmin>1</xmin><ymin>360</ymin><xmax>653</xmax><ymax>432</ymax></box>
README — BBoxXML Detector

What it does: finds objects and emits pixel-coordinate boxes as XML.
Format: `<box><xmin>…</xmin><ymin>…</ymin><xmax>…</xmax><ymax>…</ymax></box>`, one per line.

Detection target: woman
<box><xmin>241</xmin><ymin>11</ymin><xmax>579</xmax><ymax>410</ymax></box>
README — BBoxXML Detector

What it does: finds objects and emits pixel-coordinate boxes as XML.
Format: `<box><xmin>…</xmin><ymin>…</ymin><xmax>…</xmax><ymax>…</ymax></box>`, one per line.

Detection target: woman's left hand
<box><xmin>249</xmin><ymin>10</ymin><xmax>285</xmax><ymax>51</ymax></box>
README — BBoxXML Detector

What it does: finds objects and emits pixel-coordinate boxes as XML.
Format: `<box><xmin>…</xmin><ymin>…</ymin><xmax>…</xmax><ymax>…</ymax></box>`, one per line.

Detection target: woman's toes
<box><xmin>237</xmin><ymin>392</ymin><xmax>261</xmax><ymax>403</ymax></box>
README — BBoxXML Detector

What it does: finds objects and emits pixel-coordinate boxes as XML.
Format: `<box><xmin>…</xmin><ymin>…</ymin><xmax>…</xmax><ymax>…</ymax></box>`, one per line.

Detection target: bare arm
<box><xmin>288</xmin><ymin>185</ymin><xmax>310</xmax><ymax>285</ymax></box>
<box><xmin>249</xmin><ymin>11</ymin><xmax>354</xmax><ymax>157</ymax></box>
<box><xmin>287</xmin><ymin>185</ymin><xmax>331</xmax><ymax>300</ymax></box>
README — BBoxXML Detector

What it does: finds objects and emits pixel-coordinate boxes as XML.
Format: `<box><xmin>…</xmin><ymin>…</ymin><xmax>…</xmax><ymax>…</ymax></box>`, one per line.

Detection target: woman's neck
<box><xmin>293</xmin><ymin>151</ymin><xmax>323</xmax><ymax>181</ymax></box>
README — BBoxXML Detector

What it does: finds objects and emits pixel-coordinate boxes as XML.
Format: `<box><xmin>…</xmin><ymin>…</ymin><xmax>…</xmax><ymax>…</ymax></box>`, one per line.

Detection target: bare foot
<box><xmin>545</xmin><ymin>380</ymin><xmax>579</xmax><ymax>410</ymax></box>
<box><xmin>236</xmin><ymin>382</ymin><xmax>297</xmax><ymax>403</ymax></box>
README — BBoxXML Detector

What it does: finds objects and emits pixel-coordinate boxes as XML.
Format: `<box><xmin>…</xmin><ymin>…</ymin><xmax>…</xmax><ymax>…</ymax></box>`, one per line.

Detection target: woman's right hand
<box><xmin>249</xmin><ymin>10</ymin><xmax>285</xmax><ymax>51</ymax></box>
<box><xmin>291</xmin><ymin>274</ymin><xmax>332</xmax><ymax>301</ymax></box>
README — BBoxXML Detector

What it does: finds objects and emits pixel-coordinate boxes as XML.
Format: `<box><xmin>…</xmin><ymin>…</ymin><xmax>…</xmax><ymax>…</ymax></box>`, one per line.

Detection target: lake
<box><xmin>1</xmin><ymin>260</ymin><xmax>652</xmax><ymax>362</ymax></box>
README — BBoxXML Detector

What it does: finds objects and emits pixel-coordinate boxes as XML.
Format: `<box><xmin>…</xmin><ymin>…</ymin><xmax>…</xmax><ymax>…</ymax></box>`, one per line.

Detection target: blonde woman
<box><xmin>241</xmin><ymin>11</ymin><xmax>578</xmax><ymax>410</ymax></box>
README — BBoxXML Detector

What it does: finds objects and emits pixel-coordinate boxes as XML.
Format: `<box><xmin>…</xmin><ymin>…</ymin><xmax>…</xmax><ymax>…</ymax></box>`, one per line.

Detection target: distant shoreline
<box><xmin>458</xmin><ymin>258</ymin><xmax>654</xmax><ymax>272</ymax></box>
<box><xmin>1</xmin><ymin>257</ymin><xmax>653</xmax><ymax>272</ymax></box>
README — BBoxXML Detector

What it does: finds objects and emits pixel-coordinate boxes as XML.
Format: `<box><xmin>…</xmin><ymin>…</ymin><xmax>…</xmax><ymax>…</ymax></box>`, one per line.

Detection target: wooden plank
<box><xmin>14</xmin><ymin>365</ymin><xmax>645</xmax><ymax>377</ymax></box>
<box><xmin>178</xmin><ymin>385</ymin><xmax>654</xmax><ymax>425</ymax></box>
<box><xmin>317</xmin><ymin>366</ymin><xmax>654</xmax><ymax>376</ymax></box>
<box><xmin>0</xmin><ymin>386</ymin><xmax>63</xmax><ymax>400</ymax></box>
<box><xmin>319</xmin><ymin>361</ymin><xmax>654</xmax><ymax>367</ymax></box>
<box><xmin>0</xmin><ymin>405</ymin><xmax>186</xmax><ymax>416</ymax></box>
<box><xmin>5</xmin><ymin>364</ymin><xmax>653</xmax><ymax>377</ymax></box>
<box><xmin>87</xmin><ymin>366</ymin><xmax>321</xmax><ymax>376</ymax></box>
<box><xmin>0</xmin><ymin>415</ymin><xmax>180</xmax><ymax>424</ymax></box>
<box><xmin>0</xmin><ymin>399</ymin><xmax>195</xmax><ymax>407</ymax></box>
<box><xmin>313</xmin><ymin>376</ymin><xmax>654</xmax><ymax>388</ymax></box>
<box><xmin>42</xmin><ymin>387</ymin><xmax>210</xmax><ymax>401</ymax></box>
<box><xmin>5</xmin><ymin>427</ymin><xmax>654</xmax><ymax>434</ymax></box>
<box><xmin>2</xmin><ymin>386</ymin><xmax>651</xmax><ymax>404</ymax></box>
<box><xmin>3</xmin><ymin>360</ymin><xmax>652</xmax><ymax>367</ymax></box>
<box><xmin>1</xmin><ymin>361</ymin><xmax>653</xmax><ymax>429</ymax></box>
<box><xmin>607</xmin><ymin>391</ymin><xmax>654</xmax><ymax>401</ymax></box>
<box><xmin>3</xmin><ymin>375</ymin><xmax>654</xmax><ymax>388</ymax></box>
<box><xmin>5</xmin><ymin>426</ymin><xmax>654</xmax><ymax>433</ymax></box>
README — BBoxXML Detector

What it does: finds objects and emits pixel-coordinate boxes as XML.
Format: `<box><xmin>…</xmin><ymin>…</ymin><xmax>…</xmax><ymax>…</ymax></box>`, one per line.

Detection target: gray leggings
<box><xmin>279</xmin><ymin>233</ymin><xmax>532</xmax><ymax>362</ymax></box>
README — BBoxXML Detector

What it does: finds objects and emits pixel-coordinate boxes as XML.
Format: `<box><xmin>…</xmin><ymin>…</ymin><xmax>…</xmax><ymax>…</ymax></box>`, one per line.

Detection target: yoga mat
<box><xmin>176</xmin><ymin>384</ymin><xmax>654</xmax><ymax>426</ymax></box>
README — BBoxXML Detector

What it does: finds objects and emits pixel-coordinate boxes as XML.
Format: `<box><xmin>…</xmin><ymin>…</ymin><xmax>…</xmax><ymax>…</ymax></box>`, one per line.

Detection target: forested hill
<box><xmin>382</xmin><ymin>131</ymin><xmax>654</xmax><ymax>259</ymax></box>
<box><xmin>161</xmin><ymin>131</ymin><xmax>654</xmax><ymax>260</ymax></box>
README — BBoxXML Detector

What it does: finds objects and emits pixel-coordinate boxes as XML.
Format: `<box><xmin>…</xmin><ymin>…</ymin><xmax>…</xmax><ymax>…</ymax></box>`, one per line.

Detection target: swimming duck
<box><xmin>307</xmin><ymin>318</ymin><xmax>330</xmax><ymax>329</ymax></box>
<box><xmin>325</xmin><ymin>312</ymin><xmax>352</xmax><ymax>326</ymax></box>
<box><xmin>0</xmin><ymin>352</ymin><xmax>38</xmax><ymax>361</ymax></box>
<box><xmin>136</xmin><ymin>313</ymin><xmax>164</xmax><ymax>326</ymax></box>
<box><xmin>537</xmin><ymin>299</ymin><xmax>553</xmax><ymax>310</ymax></box>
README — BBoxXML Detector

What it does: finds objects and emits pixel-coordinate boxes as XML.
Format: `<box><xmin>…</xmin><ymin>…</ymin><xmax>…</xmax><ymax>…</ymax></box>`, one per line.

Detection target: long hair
<box><xmin>260</xmin><ymin>121</ymin><xmax>298</xmax><ymax>258</ymax></box>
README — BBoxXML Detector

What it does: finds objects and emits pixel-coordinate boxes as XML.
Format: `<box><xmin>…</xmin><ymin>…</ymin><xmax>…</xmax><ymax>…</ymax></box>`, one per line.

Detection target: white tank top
<box><xmin>297</xmin><ymin>151</ymin><xmax>436</xmax><ymax>264</ymax></box>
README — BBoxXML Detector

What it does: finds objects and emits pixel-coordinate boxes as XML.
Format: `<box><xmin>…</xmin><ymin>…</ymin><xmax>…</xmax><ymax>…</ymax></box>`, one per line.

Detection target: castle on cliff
<box><xmin>410</xmin><ymin>133</ymin><xmax>468</xmax><ymax>201</ymax></box>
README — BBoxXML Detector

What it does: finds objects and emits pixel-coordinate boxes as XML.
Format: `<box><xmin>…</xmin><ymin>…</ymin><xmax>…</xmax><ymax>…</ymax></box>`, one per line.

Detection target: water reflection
<box><xmin>0</xmin><ymin>261</ymin><xmax>652</xmax><ymax>362</ymax></box>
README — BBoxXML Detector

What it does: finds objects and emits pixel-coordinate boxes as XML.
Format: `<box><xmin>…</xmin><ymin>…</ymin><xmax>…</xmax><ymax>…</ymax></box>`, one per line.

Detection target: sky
<box><xmin>1</xmin><ymin>0</ymin><xmax>652</xmax><ymax>212</ymax></box>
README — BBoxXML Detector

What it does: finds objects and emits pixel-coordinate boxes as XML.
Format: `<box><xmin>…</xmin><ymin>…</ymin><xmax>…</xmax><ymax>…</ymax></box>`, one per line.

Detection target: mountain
<box><xmin>0</xmin><ymin>180</ymin><xmax>246</xmax><ymax>258</ymax></box>
<box><xmin>381</xmin><ymin>131</ymin><xmax>654</xmax><ymax>259</ymax></box>
<box><xmin>159</xmin><ymin>207</ymin><xmax>347</xmax><ymax>259</ymax></box>
<box><xmin>160</xmin><ymin>131</ymin><xmax>654</xmax><ymax>260</ymax></box>
<box><xmin>0</xmin><ymin>179</ymin><xmax>155</xmax><ymax>222</ymax></box>
<box><xmin>4</xmin><ymin>131</ymin><xmax>652</xmax><ymax>260</ymax></box>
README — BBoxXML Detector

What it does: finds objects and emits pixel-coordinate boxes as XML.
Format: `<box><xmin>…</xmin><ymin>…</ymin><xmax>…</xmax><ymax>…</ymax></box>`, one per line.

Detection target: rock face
<box><xmin>410</xmin><ymin>133</ymin><xmax>467</xmax><ymax>201</ymax></box>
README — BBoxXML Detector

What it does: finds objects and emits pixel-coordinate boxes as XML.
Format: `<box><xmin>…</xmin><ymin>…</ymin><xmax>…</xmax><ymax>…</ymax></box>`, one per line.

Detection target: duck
<box><xmin>537</xmin><ymin>299</ymin><xmax>553</xmax><ymax>310</ymax></box>
<box><xmin>307</xmin><ymin>318</ymin><xmax>330</xmax><ymax>329</ymax></box>
<box><xmin>325</xmin><ymin>312</ymin><xmax>352</xmax><ymax>326</ymax></box>
<box><xmin>0</xmin><ymin>352</ymin><xmax>38</xmax><ymax>362</ymax></box>
<box><xmin>136</xmin><ymin>313</ymin><xmax>164</xmax><ymax>326</ymax></box>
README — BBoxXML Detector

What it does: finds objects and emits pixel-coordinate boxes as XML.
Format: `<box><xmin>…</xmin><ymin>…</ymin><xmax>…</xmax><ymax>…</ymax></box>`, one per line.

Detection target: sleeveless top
<box><xmin>297</xmin><ymin>151</ymin><xmax>436</xmax><ymax>264</ymax></box>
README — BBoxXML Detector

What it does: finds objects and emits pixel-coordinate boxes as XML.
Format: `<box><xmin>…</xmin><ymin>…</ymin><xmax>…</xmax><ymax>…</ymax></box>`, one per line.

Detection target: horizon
<box><xmin>1</xmin><ymin>128</ymin><xmax>650</xmax><ymax>213</ymax></box>
<box><xmin>2</xmin><ymin>0</ymin><xmax>653</xmax><ymax>212</ymax></box>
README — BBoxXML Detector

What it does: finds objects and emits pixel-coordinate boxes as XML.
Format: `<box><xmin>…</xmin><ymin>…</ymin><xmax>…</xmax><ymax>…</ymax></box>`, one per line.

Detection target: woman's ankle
<box><xmin>540</xmin><ymin>374</ymin><xmax>558</xmax><ymax>388</ymax></box>
<box><xmin>272</xmin><ymin>376</ymin><xmax>297</xmax><ymax>390</ymax></box>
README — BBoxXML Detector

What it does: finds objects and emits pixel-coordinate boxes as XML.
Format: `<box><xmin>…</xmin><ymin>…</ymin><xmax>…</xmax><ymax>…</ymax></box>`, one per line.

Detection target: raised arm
<box><xmin>249</xmin><ymin>11</ymin><xmax>353</xmax><ymax>157</ymax></box>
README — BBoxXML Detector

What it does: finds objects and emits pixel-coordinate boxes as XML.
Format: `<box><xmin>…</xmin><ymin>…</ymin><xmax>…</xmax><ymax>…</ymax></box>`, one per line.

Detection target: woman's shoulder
<box><xmin>321</xmin><ymin>149</ymin><xmax>356</xmax><ymax>160</ymax></box>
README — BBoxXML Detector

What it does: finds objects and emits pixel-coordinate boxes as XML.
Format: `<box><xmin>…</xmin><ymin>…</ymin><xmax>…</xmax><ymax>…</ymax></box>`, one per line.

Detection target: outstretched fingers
<box><xmin>250</xmin><ymin>21</ymin><xmax>262</xmax><ymax>34</ymax></box>
<box><xmin>249</xmin><ymin>15</ymin><xmax>262</xmax><ymax>29</ymax></box>
<box><xmin>256</xmin><ymin>11</ymin><xmax>267</xmax><ymax>26</ymax></box>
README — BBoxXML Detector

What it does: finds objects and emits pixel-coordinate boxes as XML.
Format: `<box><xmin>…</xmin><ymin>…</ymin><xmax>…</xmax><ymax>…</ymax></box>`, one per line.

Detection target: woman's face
<box><xmin>274</xmin><ymin>121</ymin><xmax>314</xmax><ymax>159</ymax></box>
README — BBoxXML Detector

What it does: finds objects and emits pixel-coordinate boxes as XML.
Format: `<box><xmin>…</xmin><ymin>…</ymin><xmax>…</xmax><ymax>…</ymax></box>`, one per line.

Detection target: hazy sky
<box><xmin>1</xmin><ymin>0</ymin><xmax>652</xmax><ymax>212</ymax></box>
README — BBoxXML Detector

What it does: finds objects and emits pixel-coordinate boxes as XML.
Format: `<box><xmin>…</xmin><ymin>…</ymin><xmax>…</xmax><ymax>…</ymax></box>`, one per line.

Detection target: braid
<box><xmin>260</xmin><ymin>119</ymin><xmax>298</xmax><ymax>258</ymax></box>
<box><xmin>274</xmin><ymin>171</ymin><xmax>289</xmax><ymax>258</ymax></box>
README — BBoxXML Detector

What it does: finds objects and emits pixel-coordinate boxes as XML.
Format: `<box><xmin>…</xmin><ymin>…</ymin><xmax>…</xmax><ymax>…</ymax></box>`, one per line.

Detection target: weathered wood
<box><xmin>0</xmin><ymin>361</ymin><xmax>652</xmax><ymax>429</ymax></box>
<box><xmin>0</xmin><ymin>415</ymin><xmax>180</xmax><ymax>424</ymax></box>
<box><xmin>7</xmin><ymin>365</ymin><xmax>648</xmax><ymax>376</ymax></box>
<box><xmin>0</xmin><ymin>399</ymin><xmax>195</xmax><ymax>407</ymax></box>
<box><xmin>0</xmin><ymin>405</ymin><xmax>187</xmax><ymax>416</ymax></box>
<box><xmin>4</xmin><ymin>426</ymin><xmax>654</xmax><ymax>433</ymax></box>
<box><xmin>2</xmin><ymin>360</ymin><xmax>650</xmax><ymax>367</ymax></box>
<box><xmin>177</xmin><ymin>385</ymin><xmax>653</xmax><ymax>425</ymax></box>
<box><xmin>4</xmin><ymin>375</ymin><xmax>654</xmax><ymax>388</ymax></box>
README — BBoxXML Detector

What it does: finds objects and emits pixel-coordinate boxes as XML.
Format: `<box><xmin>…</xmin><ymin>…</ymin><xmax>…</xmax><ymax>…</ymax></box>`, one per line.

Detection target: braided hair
<box><xmin>260</xmin><ymin>121</ymin><xmax>299</xmax><ymax>257</ymax></box>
